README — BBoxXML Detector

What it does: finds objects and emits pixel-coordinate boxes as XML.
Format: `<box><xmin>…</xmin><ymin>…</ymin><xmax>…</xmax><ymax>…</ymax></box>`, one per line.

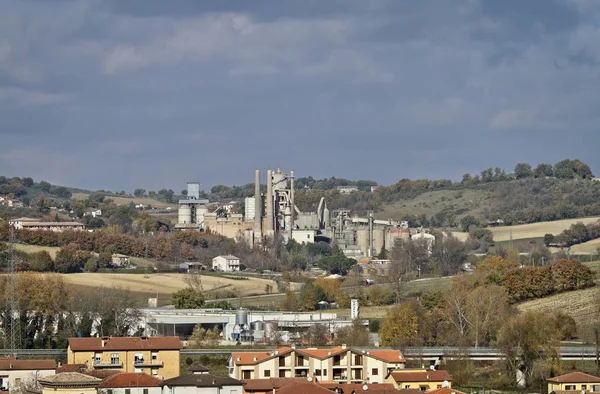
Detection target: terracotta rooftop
<box><xmin>427</xmin><ymin>388</ymin><xmax>467</xmax><ymax>394</ymax></box>
<box><xmin>548</xmin><ymin>372</ymin><xmax>600</xmax><ymax>383</ymax></box>
<box><xmin>68</xmin><ymin>336</ymin><xmax>182</xmax><ymax>351</ymax></box>
<box><xmin>163</xmin><ymin>373</ymin><xmax>243</xmax><ymax>388</ymax></box>
<box><xmin>84</xmin><ymin>369</ymin><xmax>123</xmax><ymax>379</ymax></box>
<box><xmin>0</xmin><ymin>358</ymin><xmax>56</xmax><ymax>370</ymax></box>
<box><xmin>99</xmin><ymin>373</ymin><xmax>164</xmax><ymax>388</ymax></box>
<box><xmin>56</xmin><ymin>364</ymin><xmax>85</xmax><ymax>374</ymax></box>
<box><xmin>389</xmin><ymin>369</ymin><xmax>453</xmax><ymax>383</ymax></box>
<box><xmin>39</xmin><ymin>372</ymin><xmax>101</xmax><ymax>387</ymax></box>
<box><xmin>365</xmin><ymin>350</ymin><xmax>406</xmax><ymax>363</ymax></box>
<box><xmin>242</xmin><ymin>377</ymin><xmax>309</xmax><ymax>391</ymax></box>
<box><xmin>231</xmin><ymin>347</ymin><xmax>293</xmax><ymax>366</ymax></box>
<box><xmin>296</xmin><ymin>346</ymin><xmax>346</xmax><ymax>360</ymax></box>
<box><xmin>320</xmin><ymin>382</ymin><xmax>398</xmax><ymax>393</ymax></box>
<box><xmin>276</xmin><ymin>382</ymin><xmax>332</xmax><ymax>394</ymax></box>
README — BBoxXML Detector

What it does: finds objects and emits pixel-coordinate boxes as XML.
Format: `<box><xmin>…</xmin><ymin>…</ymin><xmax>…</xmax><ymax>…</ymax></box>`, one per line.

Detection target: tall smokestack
<box><xmin>369</xmin><ymin>211</ymin><xmax>374</xmax><ymax>258</ymax></box>
<box><xmin>266</xmin><ymin>169</ymin><xmax>274</xmax><ymax>236</ymax></box>
<box><xmin>254</xmin><ymin>170</ymin><xmax>262</xmax><ymax>239</ymax></box>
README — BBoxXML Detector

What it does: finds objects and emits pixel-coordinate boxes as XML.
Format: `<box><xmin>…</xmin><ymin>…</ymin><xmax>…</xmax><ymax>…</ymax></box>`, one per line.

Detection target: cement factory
<box><xmin>175</xmin><ymin>169</ymin><xmax>434</xmax><ymax>259</ymax></box>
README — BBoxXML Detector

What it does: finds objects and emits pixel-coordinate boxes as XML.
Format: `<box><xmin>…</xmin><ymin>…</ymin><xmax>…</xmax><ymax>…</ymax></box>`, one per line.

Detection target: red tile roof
<box><xmin>99</xmin><ymin>373</ymin><xmax>164</xmax><ymax>388</ymax></box>
<box><xmin>389</xmin><ymin>370</ymin><xmax>452</xmax><ymax>383</ymax></box>
<box><xmin>68</xmin><ymin>336</ymin><xmax>182</xmax><ymax>351</ymax></box>
<box><xmin>363</xmin><ymin>350</ymin><xmax>405</xmax><ymax>363</ymax></box>
<box><xmin>296</xmin><ymin>346</ymin><xmax>346</xmax><ymax>360</ymax></box>
<box><xmin>242</xmin><ymin>377</ymin><xmax>309</xmax><ymax>391</ymax></box>
<box><xmin>56</xmin><ymin>364</ymin><xmax>85</xmax><ymax>373</ymax></box>
<box><xmin>427</xmin><ymin>388</ymin><xmax>466</xmax><ymax>394</ymax></box>
<box><xmin>276</xmin><ymin>382</ymin><xmax>332</xmax><ymax>394</ymax></box>
<box><xmin>0</xmin><ymin>358</ymin><xmax>56</xmax><ymax>370</ymax></box>
<box><xmin>320</xmin><ymin>383</ymin><xmax>398</xmax><ymax>393</ymax></box>
<box><xmin>231</xmin><ymin>347</ymin><xmax>293</xmax><ymax>366</ymax></box>
<box><xmin>547</xmin><ymin>372</ymin><xmax>600</xmax><ymax>383</ymax></box>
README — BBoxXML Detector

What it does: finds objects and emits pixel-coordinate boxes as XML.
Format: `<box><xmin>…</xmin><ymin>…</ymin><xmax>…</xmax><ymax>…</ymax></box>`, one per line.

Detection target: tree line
<box><xmin>544</xmin><ymin>220</ymin><xmax>600</xmax><ymax>248</ymax></box>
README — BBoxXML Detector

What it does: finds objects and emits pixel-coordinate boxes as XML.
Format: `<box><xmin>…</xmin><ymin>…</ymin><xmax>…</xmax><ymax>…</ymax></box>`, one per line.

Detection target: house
<box><xmin>67</xmin><ymin>336</ymin><xmax>182</xmax><ymax>380</ymax></box>
<box><xmin>0</xmin><ymin>358</ymin><xmax>56</xmax><ymax>391</ymax></box>
<box><xmin>112</xmin><ymin>254</ymin><xmax>131</xmax><ymax>268</ymax></box>
<box><xmin>85</xmin><ymin>209</ymin><xmax>103</xmax><ymax>218</ymax></box>
<box><xmin>320</xmin><ymin>382</ymin><xmax>399</xmax><ymax>394</ymax></box>
<box><xmin>385</xmin><ymin>369</ymin><xmax>452</xmax><ymax>391</ymax></box>
<box><xmin>162</xmin><ymin>365</ymin><xmax>244</xmax><ymax>394</ymax></box>
<box><xmin>8</xmin><ymin>217</ymin><xmax>86</xmax><ymax>232</ymax></box>
<box><xmin>212</xmin><ymin>256</ymin><xmax>241</xmax><ymax>272</ymax></box>
<box><xmin>547</xmin><ymin>372</ymin><xmax>600</xmax><ymax>394</ymax></box>
<box><xmin>98</xmin><ymin>372</ymin><xmax>164</xmax><ymax>394</ymax></box>
<box><xmin>179</xmin><ymin>262</ymin><xmax>205</xmax><ymax>273</ymax></box>
<box><xmin>275</xmin><ymin>382</ymin><xmax>331</xmax><ymax>394</ymax></box>
<box><xmin>229</xmin><ymin>346</ymin><xmax>405</xmax><ymax>384</ymax></box>
<box><xmin>38</xmin><ymin>372</ymin><xmax>102</xmax><ymax>394</ymax></box>
<box><xmin>336</xmin><ymin>186</ymin><xmax>359</xmax><ymax>194</ymax></box>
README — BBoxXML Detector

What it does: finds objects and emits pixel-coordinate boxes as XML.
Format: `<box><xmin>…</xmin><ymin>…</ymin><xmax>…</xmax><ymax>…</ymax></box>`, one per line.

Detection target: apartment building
<box><xmin>228</xmin><ymin>346</ymin><xmax>405</xmax><ymax>384</ymax></box>
<box><xmin>67</xmin><ymin>336</ymin><xmax>182</xmax><ymax>380</ymax></box>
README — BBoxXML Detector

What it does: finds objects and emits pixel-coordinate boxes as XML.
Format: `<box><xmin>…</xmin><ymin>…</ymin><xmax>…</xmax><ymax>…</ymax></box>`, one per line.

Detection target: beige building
<box><xmin>0</xmin><ymin>358</ymin><xmax>56</xmax><ymax>391</ymax></box>
<box><xmin>547</xmin><ymin>372</ymin><xmax>600</xmax><ymax>393</ymax></box>
<box><xmin>229</xmin><ymin>346</ymin><xmax>405</xmax><ymax>384</ymax></box>
<box><xmin>97</xmin><ymin>372</ymin><xmax>164</xmax><ymax>394</ymax></box>
<box><xmin>9</xmin><ymin>217</ymin><xmax>85</xmax><ymax>232</ymax></box>
<box><xmin>38</xmin><ymin>372</ymin><xmax>101</xmax><ymax>394</ymax></box>
<box><xmin>67</xmin><ymin>336</ymin><xmax>182</xmax><ymax>380</ymax></box>
<box><xmin>385</xmin><ymin>369</ymin><xmax>452</xmax><ymax>390</ymax></box>
<box><xmin>204</xmin><ymin>213</ymin><xmax>253</xmax><ymax>240</ymax></box>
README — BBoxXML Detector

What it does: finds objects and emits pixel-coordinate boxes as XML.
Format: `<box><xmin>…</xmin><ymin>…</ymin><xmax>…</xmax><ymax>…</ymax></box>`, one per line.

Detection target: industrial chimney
<box><xmin>266</xmin><ymin>169</ymin><xmax>274</xmax><ymax>237</ymax></box>
<box><xmin>254</xmin><ymin>170</ymin><xmax>262</xmax><ymax>240</ymax></box>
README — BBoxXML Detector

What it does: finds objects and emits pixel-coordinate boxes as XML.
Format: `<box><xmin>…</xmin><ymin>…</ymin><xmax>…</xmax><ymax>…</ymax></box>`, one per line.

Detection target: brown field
<box><xmin>448</xmin><ymin>231</ymin><xmax>470</xmax><ymax>242</ymax></box>
<box><xmin>54</xmin><ymin>272</ymin><xmax>295</xmax><ymax>297</ymax></box>
<box><xmin>491</xmin><ymin>217</ymin><xmax>600</xmax><ymax>241</ymax></box>
<box><xmin>72</xmin><ymin>193</ymin><xmax>177</xmax><ymax>209</ymax></box>
<box><xmin>569</xmin><ymin>238</ymin><xmax>600</xmax><ymax>254</ymax></box>
<box><xmin>517</xmin><ymin>287</ymin><xmax>598</xmax><ymax>336</ymax></box>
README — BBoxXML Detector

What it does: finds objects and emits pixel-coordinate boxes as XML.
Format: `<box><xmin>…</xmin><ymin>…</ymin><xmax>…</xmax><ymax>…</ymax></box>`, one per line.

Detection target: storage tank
<box><xmin>356</xmin><ymin>229</ymin><xmax>370</xmax><ymax>255</ymax></box>
<box><xmin>236</xmin><ymin>309</ymin><xmax>248</xmax><ymax>327</ymax></box>
<box><xmin>251</xmin><ymin>321</ymin><xmax>265</xmax><ymax>331</ymax></box>
<box><xmin>178</xmin><ymin>205</ymin><xmax>192</xmax><ymax>224</ymax></box>
<box><xmin>386</xmin><ymin>229</ymin><xmax>409</xmax><ymax>248</ymax></box>
<box><xmin>373</xmin><ymin>228</ymin><xmax>385</xmax><ymax>255</ymax></box>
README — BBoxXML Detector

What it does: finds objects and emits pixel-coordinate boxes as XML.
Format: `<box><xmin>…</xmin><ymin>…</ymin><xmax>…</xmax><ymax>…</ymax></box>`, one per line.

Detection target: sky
<box><xmin>1</xmin><ymin>0</ymin><xmax>600</xmax><ymax>192</ymax></box>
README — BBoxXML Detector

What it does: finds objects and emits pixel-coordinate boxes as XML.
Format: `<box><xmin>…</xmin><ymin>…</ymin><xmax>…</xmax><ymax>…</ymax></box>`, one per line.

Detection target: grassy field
<box><xmin>569</xmin><ymin>238</ymin><xmax>600</xmax><ymax>254</ymax></box>
<box><xmin>490</xmin><ymin>217</ymin><xmax>600</xmax><ymax>241</ymax></box>
<box><xmin>14</xmin><ymin>244</ymin><xmax>60</xmax><ymax>258</ymax></box>
<box><xmin>375</xmin><ymin>189</ymin><xmax>489</xmax><ymax>221</ymax></box>
<box><xmin>72</xmin><ymin>193</ymin><xmax>177</xmax><ymax>209</ymax></box>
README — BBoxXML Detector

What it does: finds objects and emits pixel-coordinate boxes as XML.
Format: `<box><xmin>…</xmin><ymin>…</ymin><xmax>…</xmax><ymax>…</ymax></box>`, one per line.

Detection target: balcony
<box><xmin>93</xmin><ymin>361</ymin><xmax>123</xmax><ymax>368</ymax></box>
<box><xmin>133</xmin><ymin>360</ymin><xmax>164</xmax><ymax>368</ymax></box>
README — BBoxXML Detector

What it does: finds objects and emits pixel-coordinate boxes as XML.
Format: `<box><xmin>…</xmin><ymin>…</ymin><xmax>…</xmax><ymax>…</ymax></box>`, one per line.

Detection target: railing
<box><xmin>94</xmin><ymin>361</ymin><xmax>123</xmax><ymax>368</ymax></box>
<box><xmin>133</xmin><ymin>360</ymin><xmax>163</xmax><ymax>368</ymax></box>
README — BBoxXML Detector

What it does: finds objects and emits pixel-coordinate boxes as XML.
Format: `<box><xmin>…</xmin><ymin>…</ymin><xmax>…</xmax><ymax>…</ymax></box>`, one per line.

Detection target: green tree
<box><xmin>514</xmin><ymin>163</ymin><xmax>533</xmax><ymax>179</ymax></box>
<box><xmin>133</xmin><ymin>189</ymin><xmax>146</xmax><ymax>198</ymax></box>
<box><xmin>533</xmin><ymin>163</ymin><xmax>554</xmax><ymax>178</ymax></box>
<box><xmin>460</xmin><ymin>215</ymin><xmax>479</xmax><ymax>232</ymax></box>
<box><xmin>172</xmin><ymin>288</ymin><xmax>205</xmax><ymax>309</ymax></box>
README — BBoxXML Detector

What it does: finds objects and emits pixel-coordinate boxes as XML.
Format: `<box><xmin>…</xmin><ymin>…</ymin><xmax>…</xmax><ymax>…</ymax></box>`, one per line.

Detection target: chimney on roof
<box><xmin>342</xmin><ymin>344</ymin><xmax>347</xmax><ymax>349</ymax></box>
<box><xmin>237</xmin><ymin>357</ymin><xmax>241</xmax><ymax>362</ymax></box>
<box><xmin>291</xmin><ymin>344</ymin><xmax>296</xmax><ymax>350</ymax></box>
<box><xmin>253</xmin><ymin>357</ymin><xmax>257</xmax><ymax>362</ymax></box>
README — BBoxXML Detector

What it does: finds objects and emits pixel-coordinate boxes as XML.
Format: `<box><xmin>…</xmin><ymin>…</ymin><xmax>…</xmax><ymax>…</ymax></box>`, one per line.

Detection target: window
<box><xmin>297</xmin><ymin>356</ymin><xmax>305</xmax><ymax>366</ymax></box>
<box><xmin>323</xmin><ymin>369</ymin><xmax>327</xmax><ymax>377</ymax></box>
<box><xmin>243</xmin><ymin>371</ymin><xmax>251</xmax><ymax>379</ymax></box>
<box><xmin>354</xmin><ymin>355</ymin><xmax>362</xmax><ymax>365</ymax></box>
<box><xmin>95</xmin><ymin>353</ymin><xmax>101</xmax><ymax>364</ymax></box>
<box><xmin>152</xmin><ymin>352</ymin><xmax>158</xmax><ymax>360</ymax></box>
<box><xmin>334</xmin><ymin>355</ymin><xmax>341</xmax><ymax>366</ymax></box>
<box><xmin>152</xmin><ymin>370</ymin><xmax>158</xmax><ymax>376</ymax></box>
<box><xmin>583</xmin><ymin>386</ymin><xmax>588</xmax><ymax>390</ymax></box>
<box><xmin>279</xmin><ymin>370</ymin><xmax>286</xmax><ymax>378</ymax></box>
<box><xmin>110</xmin><ymin>353</ymin><xmax>120</xmax><ymax>365</ymax></box>
<box><xmin>107</xmin><ymin>390</ymin><xmax>113</xmax><ymax>394</ymax></box>
<box><xmin>437</xmin><ymin>385</ymin><xmax>442</xmax><ymax>389</ymax></box>
<box><xmin>565</xmin><ymin>386</ymin><xmax>576</xmax><ymax>391</ymax></box>
<box><xmin>372</xmin><ymin>368</ymin><xmax>378</xmax><ymax>376</ymax></box>
<box><xmin>279</xmin><ymin>356</ymin><xmax>286</xmax><ymax>367</ymax></box>
<box><xmin>405</xmin><ymin>385</ymin><xmax>411</xmax><ymax>389</ymax></box>
<box><xmin>264</xmin><ymin>370</ymin><xmax>271</xmax><ymax>378</ymax></box>
<box><xmin>143</xmin><ymin>389</ymin><xmax>149</xmax><ymax>394</ymax></box>
<box><xmin>315</xmin><ymin>370</ymin><xmax>321</xmax><ymax>376</ymax></box>
<box><xmin>125</xmin><ymin>389</ymin><xmax>131</xmax><ymax>394</ymax></box>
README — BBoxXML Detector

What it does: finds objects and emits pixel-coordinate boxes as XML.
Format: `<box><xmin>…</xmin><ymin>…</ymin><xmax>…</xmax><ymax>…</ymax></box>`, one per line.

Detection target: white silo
<box><xmin>178</xmin><ymin>205</ymin><xmax>192</xmax><ymax>224</ymax></box>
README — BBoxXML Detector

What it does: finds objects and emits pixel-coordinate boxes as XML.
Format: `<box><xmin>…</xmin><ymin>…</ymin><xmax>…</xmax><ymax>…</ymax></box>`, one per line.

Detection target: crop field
<box><xmin>375</xmin><ymin>189</ymin><xmax>489</xmax><ymax>221</ymax></box>
<box><xmin>72</xmin><ymin>193</ymin><xmax>177</xmax><ymax>209</ymax></box>
<box><xmin>518</xmin><ymin>287</ymin><xmax>598</xmax><ymax>336</ymax></box>
<box><xmin>54</xmin><ymin>272</ymin><xmax>292</xmax><ymax>298</ymax></box>
<box><xmin>569</xmin><ymin>238</ymin><xmax>600</xmax><ymax>254</ymax></box>
<box><xmin>490</xmin><ymin>217</ymin><xmax>600</xmax><ymax>242</ymax></box>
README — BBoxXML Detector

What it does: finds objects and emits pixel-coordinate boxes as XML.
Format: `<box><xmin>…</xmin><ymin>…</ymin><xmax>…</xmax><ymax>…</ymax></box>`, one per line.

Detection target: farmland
<box><xmin>72</xmin><ymin>193</ymin><xmax>177</xmax><ymax>209</ymax></box>
<box><xmin>14</xmin><ymin>244</ymin><xmax>60</xmax><ymax>258</ymax></box>
<box><xmin>490</xmin><ymin>217</ymin><xmax>600</xmax><ymax>242</ymax></box>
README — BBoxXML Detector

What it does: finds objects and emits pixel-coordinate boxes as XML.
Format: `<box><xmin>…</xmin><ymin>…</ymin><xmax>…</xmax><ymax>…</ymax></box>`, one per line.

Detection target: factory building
<box><xmin>175</xmin><ymin>182</ymin><xmax>209</xmax><ymax>230</ymax></box>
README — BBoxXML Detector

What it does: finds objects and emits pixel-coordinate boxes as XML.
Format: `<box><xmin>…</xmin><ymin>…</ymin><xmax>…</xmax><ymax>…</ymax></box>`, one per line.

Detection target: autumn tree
<box><xmin>333</xmin><ymin>319</ymin><xmax>372</xmax><ymax>347</ymax></box>
<box><xmin>188</xmin><ymin>324</ymin><xmax>220</xmax><ymax>348</ymax></box>
<box><xmin>303</xmin><ymin>324</ymin><xmax>330</xmax><ymax>346</ymax></box>
<box><xmin>496</xmin><ymin>311</ymin><xmax>561</xmax><ymax>387</ymax></box>
<box><xmin>465</xmin><ymin>284</ymin><xmax>510</xmax><ymax>347</ymax></box>
<box><xmin>379</xmin><ymin>302</ymin><xmax>418</xmax><ymax>347</ymax></box>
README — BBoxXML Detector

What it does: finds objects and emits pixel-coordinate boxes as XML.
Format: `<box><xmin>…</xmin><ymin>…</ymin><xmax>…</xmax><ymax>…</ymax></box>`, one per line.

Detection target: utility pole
<box><xmin>6</xmin><ymin>228</ymin><xmax>22</xmax><ymax>356</ymax></box>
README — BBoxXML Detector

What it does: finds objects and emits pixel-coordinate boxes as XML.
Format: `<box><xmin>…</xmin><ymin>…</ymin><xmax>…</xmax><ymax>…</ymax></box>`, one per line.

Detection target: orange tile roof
<box><xmin>68</xmin><ymin>336</ymin><xmax>181</xmax><ymax>351</ymax></box>
<box><xmin>276</xmin><ymin>382</ymin><xmax>332</xmax><ymax>394</ymax></box>
<box><xmin>427</xmin><ymin>388</ymin><xmax>466</xmax><ymax>394</ymax></box>
<box><xmin>547</xmin><ymin>372</ymin><xmax>600</xmax><ymax>383</ymax></box>
<box><xmin>231</xmin><ymin>347</ymin><xmax>293</xmax><ymax>366</ymax></box>
<box><xmin>99</xmin><ymin>373</ymin><xmax>164</xmax><ymax>388</ymax></box>
<box><xmin>364</xmin><ymin>350</ymin><xmax>406</xmax><ymax>363</ymax></box>
<box><xmin>389</xmin><ymin>370</ymin><xmax>452</xmax><ymax>383</ymax></box>
<box><xmin>295</xmin><ymin>346</ymin><xmax>346</xmax><ymax>359</ymax></box>
<box><xmin>242</xmin><ymin>377</ymin><xmax>309</xmax><ymax>391</ymax></box>
<box><xmin>0</xmin><ymin>358</ymin><xmax>56</xmax><ymax>370</ymax></box>
<box><xmin>320</xmin><ymin>382</ymin><xmax>398</xmax><ymax>393</ymax></box>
